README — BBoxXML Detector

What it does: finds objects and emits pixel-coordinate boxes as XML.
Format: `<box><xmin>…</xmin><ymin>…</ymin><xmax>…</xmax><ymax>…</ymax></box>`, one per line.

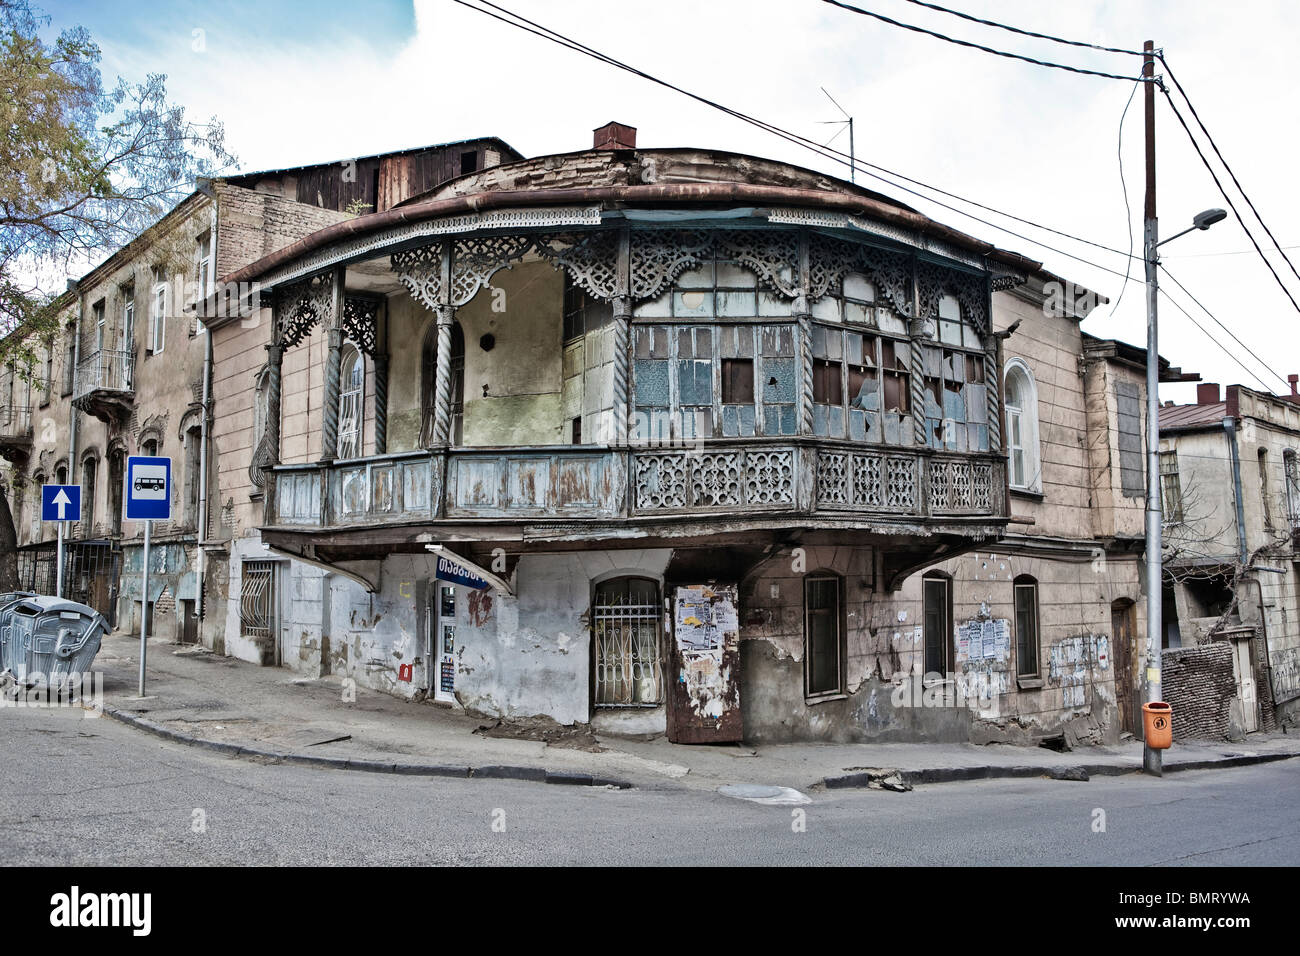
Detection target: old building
<box><xmin>192</xmin><ymin>121</ymin><xmax>1175</xmax><ymax>746</ymax></box>
<box><xmin>0</xmin><ymin>138</ymin><xmax>522</xmax><ymax>644</ymax></box>
<box><xmin>1159</xmin><ymin>381</ymin><xmax>1300</xmax><ymax>734</ymax></box>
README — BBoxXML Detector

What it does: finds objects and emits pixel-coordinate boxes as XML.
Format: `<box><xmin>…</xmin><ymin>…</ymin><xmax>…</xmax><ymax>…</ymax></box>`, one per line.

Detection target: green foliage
<box><xmin>0</xmin><ymin>0</ymin><xmax>237</xmax><ymax>362</ymax></box>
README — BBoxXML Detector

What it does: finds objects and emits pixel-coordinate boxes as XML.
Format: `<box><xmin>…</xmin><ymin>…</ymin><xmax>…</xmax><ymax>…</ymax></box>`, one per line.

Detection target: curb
<box><xmin>822</xmin><ymin>750</ymin><xmax>1300</xmax><ymax>789</ymax></box>
<box><xmin>101</xmin><ymin>705</ymin><xmax>632</xmax><ymax>789</ymax></box>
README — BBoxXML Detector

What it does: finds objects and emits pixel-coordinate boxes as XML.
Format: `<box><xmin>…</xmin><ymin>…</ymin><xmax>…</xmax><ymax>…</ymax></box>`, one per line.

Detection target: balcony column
<box><xmin>612</xmin><ymin>228</ymin><xmax>632</xmax><ymax>444</ymax></box>
<box><xmin>374</xmin><ymin>302</ymin><xmax>389</xmax><ymax>455</ymax></box>
<box><xmin>320</xmin><ymin>266</ymin><xmax>344</xmax><ymax>463</ymax></box>
<box><xmin>264</xmin><ymin>341</ymin><xmax>284</xmax><ymax>467</ymax></box>
<box><xmin>795</xmin><ymin>233</ymin><xmax>814</xmax><ymax>434</ymax></box>
<box><xmin>432</xmin><ymin>305</ymin><xmax>455</xmax><ymax>446</ymax></box>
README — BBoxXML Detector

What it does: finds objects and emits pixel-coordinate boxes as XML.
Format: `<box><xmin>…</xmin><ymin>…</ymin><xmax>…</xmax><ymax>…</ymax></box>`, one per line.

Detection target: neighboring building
<box><xmin>196</xmin><ymin>121</ymin><xmax>1174</xmax><ymax>746</ymax></box>
<box><xmin>1160</xmin><ymin>381</ymin><xmax>1300</xmax><ymax>734</ymax></box>
<box><xmin>0</xmin><ymin>138</ymin><xmax>523</xmax><ymax>643</ymax></box>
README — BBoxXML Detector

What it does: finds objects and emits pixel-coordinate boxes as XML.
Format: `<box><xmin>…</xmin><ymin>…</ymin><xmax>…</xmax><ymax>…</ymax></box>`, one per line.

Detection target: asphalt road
<box><xmin>1</xmin><ymin>707</ymin><xmax>1297</xmax><ymax>866</ymax></box>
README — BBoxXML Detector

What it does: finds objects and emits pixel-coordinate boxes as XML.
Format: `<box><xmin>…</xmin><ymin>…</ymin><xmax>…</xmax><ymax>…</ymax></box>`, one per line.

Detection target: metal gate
<box><xmin>593</xmin><ymin>577</ymin><xmax>663</xmax><ymax>707</ymax></box>
<box><xmin>15</xmin><ymin>540</ymin><xmax>121</xmax><ymax>629</ymax></box>
<box><xmin>240</xmin><ymin>561</ymin><xmax>276</xmax><ymax>652</ymax></box>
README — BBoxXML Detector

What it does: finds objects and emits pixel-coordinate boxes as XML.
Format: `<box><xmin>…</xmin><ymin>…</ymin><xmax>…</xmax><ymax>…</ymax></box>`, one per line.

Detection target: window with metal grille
<box><xmin>805</xmin><ymin>574</ymin><xmax>843</xmax><ymax>697</ymax></box>
<box><xmin>1014</xmin><ymin>575</ymin><xmax>1040</xmax><ymax>677</ymax></box>
<box><xmin>592</xmin><ymin>577</ymin><xmax>663</xmax><ymax>707</ymax></box>
<box><xmin>240</xmin><ymin>561</ymin><xmax>276</xmax><ymax>642</ymax></box>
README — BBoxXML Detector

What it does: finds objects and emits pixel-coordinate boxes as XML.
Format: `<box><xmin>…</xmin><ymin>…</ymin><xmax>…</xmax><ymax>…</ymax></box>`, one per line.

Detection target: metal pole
<box><xmin>56</xmin><ymin>521</ymin><xmax>64</xmax><ymax>598</ymax></box>
<box><xmin>1142</xmin><ymin>40</ymin><xmax>1163</xmax><ymax>777</ymax></box>
<box><xmin>138</xmin><ymin>519</ymin><xmax>150</xmax><ymax>697</ymax></box>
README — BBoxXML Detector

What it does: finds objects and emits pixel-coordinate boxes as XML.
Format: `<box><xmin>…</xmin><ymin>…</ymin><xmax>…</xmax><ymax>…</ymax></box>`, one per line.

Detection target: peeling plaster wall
<box><xmin>739</xmin><ymin>545</ymin><xmax>1140</xmax><ymax>745</ymax></box>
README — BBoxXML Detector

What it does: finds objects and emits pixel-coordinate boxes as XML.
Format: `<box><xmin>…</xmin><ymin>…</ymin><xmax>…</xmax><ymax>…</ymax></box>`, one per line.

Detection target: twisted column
<box><xmin>909</xmin><ymin>323</ymin><xmax>927</xmax><ymax>446</ymax></box>
<box><xmin>797</xmin><ymin>308</ymin><xmax>814</xmax><ymax>434</ymax></box>
<box><xmin>373</xmin><ymin>354</ymin><xmax>389</xmax><ymax>454</ymax></box>
<box><xmin>984</xmin><ymin>344</ymin><xmax>1001</xmax><ymax>452</ymax></box>
<box><xmin>321</xmin><ymin>326</ymin><xmax>342</xmax><ymax>461</ymax></box>
<box><xmin>433</xmin><ymin>306</ymin><xmax>454</xmax><ymax>446</ymax></box>
<box><xmin>611</xmin><ymin>296</ymin><xmax>631</xmax><ymax>444</ymax></box>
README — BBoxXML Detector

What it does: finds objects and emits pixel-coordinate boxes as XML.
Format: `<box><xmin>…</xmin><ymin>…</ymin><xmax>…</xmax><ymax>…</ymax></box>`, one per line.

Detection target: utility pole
<box><xmin>1142</xmin><ymin>39</ymin><xmax>1164</xmax><ymax>777</ymax></box>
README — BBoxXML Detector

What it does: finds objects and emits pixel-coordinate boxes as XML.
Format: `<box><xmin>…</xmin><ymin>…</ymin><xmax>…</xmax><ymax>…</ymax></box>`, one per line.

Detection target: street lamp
<box><xmin>1143</xmin><ymin>206</ymin><xmax>1224</xmax><ymax>777</ymax></box>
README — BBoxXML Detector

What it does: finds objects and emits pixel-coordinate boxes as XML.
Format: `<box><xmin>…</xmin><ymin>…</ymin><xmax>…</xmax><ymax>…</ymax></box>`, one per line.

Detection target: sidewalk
<box><xmin>89</xmin><ymin>632</ymin><xmax>1300</xmax><ymax>792</ymax></box>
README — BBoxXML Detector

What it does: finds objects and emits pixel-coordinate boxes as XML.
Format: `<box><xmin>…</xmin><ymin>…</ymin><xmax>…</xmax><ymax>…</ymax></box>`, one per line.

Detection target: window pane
<box><xmin>813</xmin><ymin>360</ymin><xmax>842</xmax><ymax>405</ymax></box>
<box><xmin>806</xmin><ymin>577</ymin><xmax>840</xmax><ymax>695</ymax></box>
<box><xmin>721</xmin><ymin>358</ymin><xmax>755</xmax><ymax>405</ymax></box>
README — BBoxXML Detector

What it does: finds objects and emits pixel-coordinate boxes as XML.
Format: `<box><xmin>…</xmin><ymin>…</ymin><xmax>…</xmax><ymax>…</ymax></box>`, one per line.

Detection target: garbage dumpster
<box><xmin>0</xmin><ymin>591</ymin><xmax>36</xmax><ymax>676</ymax></box>
<box><xmin>4</xmin><ymin>597</ymin><xmax>109</xmax><ymax>688</ymax></box>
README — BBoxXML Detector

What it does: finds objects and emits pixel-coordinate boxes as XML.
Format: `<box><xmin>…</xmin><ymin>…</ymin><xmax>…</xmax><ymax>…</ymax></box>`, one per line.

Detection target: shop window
<box><xmin>1014</xmin><ymin>575</ymin><xmax>1040</xmax><ymax>678</ymax></box>
<box><xmin>592</xmin><ymin>577</ymin><xmax>663</xmax><ymax>707</ymax></box>
<box><xmin>804</xmin><ymin>574</ymin><xmax>843</xmax><ymax>697</ymax></box>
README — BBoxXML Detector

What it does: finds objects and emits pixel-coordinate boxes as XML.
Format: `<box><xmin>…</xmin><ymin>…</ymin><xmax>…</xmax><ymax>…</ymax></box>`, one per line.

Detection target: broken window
<box><xmin>805</xmin><ymin>574</ymin><xmax>843</xmax><ymax>697</ymax></box>
<box><xmin>635</xmin><ymin>258</ymin><xmax>786</xmax><ymax>320</ymax></box>
<box><xmin>812</xmin><ymin>323</ymin><xmax>910</xmax><ymax>443</ymax></box>
<box><xmin>1159</xmin><ymin>451</ymin><xmax>1184</xmax><ymax>523</ymax></box>
<box><xmin>593</xmin><ymin>577</ymin><xmax>663</xmax><ymax>707</ymax></box>
<box><xmin>1014</xmin><ymin>575</ymin><xmax>1040</xmax><ymax>678</ymax></box>
<box><xmin>922</xmin><ymin>342</ymin><xmax>987</xmax><ymax>454</ymax></box>
<box><xmin>923</xmin><ymin>573</ymin><xmax>952</xmax><ymax>678</ymax></box>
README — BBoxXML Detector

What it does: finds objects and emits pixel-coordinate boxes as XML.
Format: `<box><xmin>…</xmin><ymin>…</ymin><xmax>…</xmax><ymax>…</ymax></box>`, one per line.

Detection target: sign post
<box><xmin>125</xmin><ymin>456</ymin><xmax>171</xmax><ymax>697</ymax></box>
<box><xmin>40</xmin><ymin>484</ymin><xmax>81</xmax><ymax>598</ymax></box>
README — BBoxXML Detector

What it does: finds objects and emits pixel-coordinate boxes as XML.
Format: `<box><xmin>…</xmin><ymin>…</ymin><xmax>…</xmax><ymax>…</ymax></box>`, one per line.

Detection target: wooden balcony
<box><xmin>73</xmin><ymin>348</ymin><xmax>135</xmax><ymax>424</ymax></box>
<box><xmin>264</xmin><ymin>440</ymin><xmax>1006</xmax><ymax>533</ymax></box>
<box><xmin>0</xmin><ymin>405</ymin><xmax>33</xmax><ymax>464</ymax></box>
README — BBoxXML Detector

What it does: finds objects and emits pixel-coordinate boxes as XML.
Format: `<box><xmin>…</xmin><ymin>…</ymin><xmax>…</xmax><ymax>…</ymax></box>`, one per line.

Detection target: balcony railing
<box><xmin>264</xmin><ymin>441</ymin><xmax>1006</xmax><ymax>530</ymax></box>
<box><xmin>0</xmin><ymin>405</ymin><xmax>33</xmax><ymax>441</ymax></box>
<box><xmin>74</xmin><ymin>348</ymin><xmax>135</xmax><ymax>400</ymax></box>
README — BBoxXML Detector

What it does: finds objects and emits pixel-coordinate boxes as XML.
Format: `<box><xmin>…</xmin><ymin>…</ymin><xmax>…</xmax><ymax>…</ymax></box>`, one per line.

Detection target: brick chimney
<box><xmin>1196</xmin><ymin>382</ymin><xmax>1221</xmax><ymax>405</ymax></box>
<box><xmin>593</xmin><ymin>121</ymin><xmax>636</xmax><ymax>151</ymax></box>
<box><xmin>1289</xmin><ymin>373</ymin><xmax>1298</xmax><ymax>397</ymax></box>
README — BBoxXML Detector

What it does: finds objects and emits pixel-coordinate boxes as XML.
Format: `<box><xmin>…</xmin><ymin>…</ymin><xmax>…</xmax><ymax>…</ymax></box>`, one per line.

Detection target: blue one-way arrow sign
<box><xmin>41</xmin><ymin>484</ymin><xmax>81</xmax><ymax>522</ymax></box>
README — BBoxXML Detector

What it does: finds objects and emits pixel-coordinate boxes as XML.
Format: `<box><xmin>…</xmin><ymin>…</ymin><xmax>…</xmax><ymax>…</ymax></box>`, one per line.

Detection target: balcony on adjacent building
<box><xmin>73</xmin><ymin>348</ymin><xmax>135</xmax><ymax>423</ymax></box>
<box><xmin>0</xmin><ymin>404</ymin><xmax>33</xmax><ymax>464</ymax></box>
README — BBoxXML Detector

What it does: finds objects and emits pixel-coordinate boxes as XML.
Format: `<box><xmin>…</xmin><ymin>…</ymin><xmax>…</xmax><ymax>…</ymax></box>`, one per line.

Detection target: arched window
<box><xmin>592</xmin><ymin>577</ymin><xmax>663</xmax><ymax>707</ymax></box>
<box><xmin>1004</xmin><ymin>358</ymin><xmax>1041</xmax><ymax>493</ymax></box>
<box><xmin>337</xmin><ymin>345</ymin><xmax>364</xmax><ymax>459</ymax></box>
<box><xmin>1014</xmin><ymin>574</ymin><xmax>1040</xmax><ymax>678</ymax></box>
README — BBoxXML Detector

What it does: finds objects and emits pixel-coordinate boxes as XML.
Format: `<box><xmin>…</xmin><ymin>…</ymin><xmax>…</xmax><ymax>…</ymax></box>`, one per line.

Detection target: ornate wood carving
<box><xmin>342</xmin><ymin>295</ymin><xmax>382</xmax><ymax>357</ymax></box>
<box><xmin>534</xmin><ymin>231</ymin><xmax>621</xmax><ymax>301</ymax></box>
<box><xmin>391</xmin><ymin>242</ymin><xmax>445</xmax><ymax>312</ymax></box>
<box><xmin>276</xmin><ymin>271</ymin><xmax>334</xmax><ymax>349</ymax></box>
<box><xmin>450</xmin><ymin>235</ymin><xmax>533</xmax><ymax>307</ymax></box>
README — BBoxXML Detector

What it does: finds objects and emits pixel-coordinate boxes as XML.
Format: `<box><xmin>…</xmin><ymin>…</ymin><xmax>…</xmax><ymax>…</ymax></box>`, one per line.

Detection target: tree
<box><xmin>0</xmin><ymin>0</ymin><xmax>236</xmax><ymax>589</ymax></box>
<box><xmin>0</xmin><ymin>0</ymin><xmax>236</xmax><ymax>367</ymax></box>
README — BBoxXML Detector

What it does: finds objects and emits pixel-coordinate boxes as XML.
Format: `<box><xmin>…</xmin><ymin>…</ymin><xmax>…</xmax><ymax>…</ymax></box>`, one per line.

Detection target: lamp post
<box><xmin>1143</xmin><ymin>198</ymin><xmax>1226</xmax><ymax>776</ymax></box>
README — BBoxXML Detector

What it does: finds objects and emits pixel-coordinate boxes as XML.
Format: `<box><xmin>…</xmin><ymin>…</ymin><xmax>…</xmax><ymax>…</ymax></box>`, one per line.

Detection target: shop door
<box><xmin>667</xmin><ymin>584</ymin><xmax>742</xmax><ymax>744</ymax></box>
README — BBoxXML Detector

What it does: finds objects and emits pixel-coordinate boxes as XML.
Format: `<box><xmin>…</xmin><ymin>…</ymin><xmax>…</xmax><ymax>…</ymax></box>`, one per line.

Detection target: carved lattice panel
<box><xmin>391</xmin><ymin>243</ymin><xmax>444</xmax><ymax>312</ymax></box>
<box><xmin>950</xmin><ymin>461</ymin><xmax>973</xmax><ymax>509</ymax></box>
<box><xmin>817</xmin><ymin>452</ymin><xmax>849</xmax><ymax>505</ymax></box>
<box><xmin>535</xmin><ymin>231</ymin><xmax>620</xmax><ymax>300</ymax></box>
<box><xmin>807</xmin><ymin>234</ymin><xmax>913</xmax><ymax>316</ymax></box>
<box><xmin>885</xmin><ymin>456</ymin><xmax>916</xmax><ymax>510</ymax></box>
<box><xmin>852</xmin><ymin>453</ymin><xmax>883</xmax><ymax>507</ymax></box>
<box><xmin>717</xmin><ymin>230</ymin><xmax>800</xmax><ymax>298</ymax></box>
<box><xmin>629</xmin><ymin>229</ymin><xmax>713</xmax><ymax>300</ymax></box>
<box><xmin>693</xmin><ymin>453</ymin><xmax>743</xmax><ymax>507</ymax></box>
<box><xmin>916</xmin><ymin>259</ymin><xmax>989</xmax><ymax>333</ymax></box>
<box><xmin>343</xmin><ymin>296</ymin><xmax>381</xmax><ymax>356</ymax></box>
<box><xmin>450</xmin><ymin>235</ymin><xmax>533</xmax><ymax>307</ymax></box>
<box><xmin>746</xmin><ymin>451</ymin><xmax>795</xmax><ymax>505</ymax></box>
<box><xmin>277</xmin><ymin>271</ymin><xmax>334</xmax><ymax>349</ymax></box>
<box><xmin>972</xmin><ymin>463</ymin><xmax>993</xmax><ymax>512</ymax></box>
<box><xmin>635</xmin><ymin>454</ymin><xmax>688</xmax><ymax>510</ymax></box>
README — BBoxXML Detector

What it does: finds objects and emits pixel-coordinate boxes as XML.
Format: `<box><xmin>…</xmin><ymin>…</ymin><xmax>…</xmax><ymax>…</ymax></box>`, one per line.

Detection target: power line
<box><xmin>1158</xmin><ymin>54</ymin><xmax>1300</xmax><ymax>288</ymax></box>
<box><xmin>1159</xmin><ymin>87</ymin><xmax>1300</xmax><ymax>318</ymax></box>
<box><xmin>898</xmin><ymin>0</ymin><xmax>1145</xmax><ymax>56</ymax></box>
<box><xmin>452</xmin><ymin>1</ymin><xmax>1275</xmax><ymax>390</ymax></box>
<box><xmin>1160</xmin><ymin>263</ymin><xmax>1290</xmax><ymax>391</ymax></box>
<box><xmin>1109</xmin><ymin>76</ymin><xmax>1141</xmax><ymax>317</ymax></box>
<box><xmin>820</xmin><ymin>0</ymin><xmax>1150</xmax><ymax>81</ymax></box>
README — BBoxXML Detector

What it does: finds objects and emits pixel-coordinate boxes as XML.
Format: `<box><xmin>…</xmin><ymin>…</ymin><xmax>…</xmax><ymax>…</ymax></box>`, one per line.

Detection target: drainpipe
<box><xmin>1224</xmin><ymin>416</ymin><xmax>1248</xmax><ymax>564</ymax></box>
<box><xmin>196</xmin><ymin>200</ymin><xmax>216</xmax><ymax>635</ymax></box>
<box><xmin>69</xmin><ymin>294</ymin><xmax>82</xmax><ymax>486</ymax></box>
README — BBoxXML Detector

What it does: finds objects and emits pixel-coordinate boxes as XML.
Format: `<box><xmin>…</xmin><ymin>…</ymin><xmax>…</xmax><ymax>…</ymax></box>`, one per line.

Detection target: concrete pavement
<box><xmin>87</xmin><ymin>631</ymin><xmax>1300</xmax><ymax>792</ymax></box>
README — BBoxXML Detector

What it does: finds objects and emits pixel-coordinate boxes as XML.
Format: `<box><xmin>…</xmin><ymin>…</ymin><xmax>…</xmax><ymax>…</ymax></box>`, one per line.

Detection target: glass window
<box><xmin>805</xmin><ymin>575</ymin><xmax>842</xmax><ymax>697</ymax></box>
<box><xmin>923</xmin><ymin>573</ymin><xmax>951</xmax><ymax>678</ymax></box>
<box><xmin>1014</xmin><ymin>575</ymin><xmax>1040</xmax><ymax>678</ymax></box>
<box><xmin>1005</xmin><ymin>360</ymin><xmax>1039</xmax><ymax>490</ymax></box>
<box><xmin>338</xmin><ymin>346</ymin><xmax>364</xmax><ymax>459</ymax></box>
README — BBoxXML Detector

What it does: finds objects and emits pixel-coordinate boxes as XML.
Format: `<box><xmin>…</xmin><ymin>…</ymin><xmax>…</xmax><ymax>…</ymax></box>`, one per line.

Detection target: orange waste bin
<box><xmin>1142</xmin><ymin>701</ymin><xmax>1173</xmax><ymax>749</ymax></box>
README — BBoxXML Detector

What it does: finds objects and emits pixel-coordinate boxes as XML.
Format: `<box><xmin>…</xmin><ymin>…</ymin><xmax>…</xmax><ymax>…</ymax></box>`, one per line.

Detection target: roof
<box><xmin>1081</xmin><ymin>332</ymin><xmax>1200</xmax><ymax>383</ymax></box>
<box><xmin>224</xmin><ymin>136</ymin><xmax>523</xmax><ymax>184</ymax></box>
<box><xmin>1160</xmin><ymin>401</ymin><xmax>1226</xmax><ymax>431</ymax></box>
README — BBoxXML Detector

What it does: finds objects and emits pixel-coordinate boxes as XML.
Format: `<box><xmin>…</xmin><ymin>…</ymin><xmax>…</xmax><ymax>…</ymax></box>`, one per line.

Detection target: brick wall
<box><xmin>213</xmin><ymin>183</ymin><xmax>349</xmax><ymax>278</ymax></box>
<box><xmin>1162</xmin><ymin>642</ymin><xmax>1235</xmax><ymax>740</ymax></box>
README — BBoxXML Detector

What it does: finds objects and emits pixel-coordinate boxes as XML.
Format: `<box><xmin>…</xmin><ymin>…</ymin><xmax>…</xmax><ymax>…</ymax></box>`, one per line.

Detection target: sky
<box><xmin>41</xmin><ymin>0</ymin><xmax>1300</xmax><ymax>403</ymax></box>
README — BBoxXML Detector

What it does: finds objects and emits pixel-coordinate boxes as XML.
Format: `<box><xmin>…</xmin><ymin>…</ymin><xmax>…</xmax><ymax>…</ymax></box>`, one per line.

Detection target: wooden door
<box><xmin>667</xmin><ymin>584</ymin><xmax>742</xmax><ymax>744</ymax></box>
<box><xmin>1111</xmin><ymin>600</ymin><xmax>1138</xmax><ymax>736</ymax></box>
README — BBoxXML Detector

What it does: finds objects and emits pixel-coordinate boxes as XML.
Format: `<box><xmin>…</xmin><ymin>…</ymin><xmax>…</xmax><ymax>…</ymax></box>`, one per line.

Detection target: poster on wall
<box><xmin>667</xmin><ymin>584</ymin><xmax>742</xmax><ymax>744</ymax></box>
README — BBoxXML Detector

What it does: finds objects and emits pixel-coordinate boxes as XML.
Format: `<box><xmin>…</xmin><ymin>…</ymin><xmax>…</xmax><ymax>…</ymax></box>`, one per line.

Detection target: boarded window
<box><xmin>1014</xmin><ymin>575</ymin><xmax>1039</xmax><ymax>677</ymax></box>
<box><xmin>1116</xmin><ymin>381</ymin><xmax>1144</xmax><ymax>497</ymax></box>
